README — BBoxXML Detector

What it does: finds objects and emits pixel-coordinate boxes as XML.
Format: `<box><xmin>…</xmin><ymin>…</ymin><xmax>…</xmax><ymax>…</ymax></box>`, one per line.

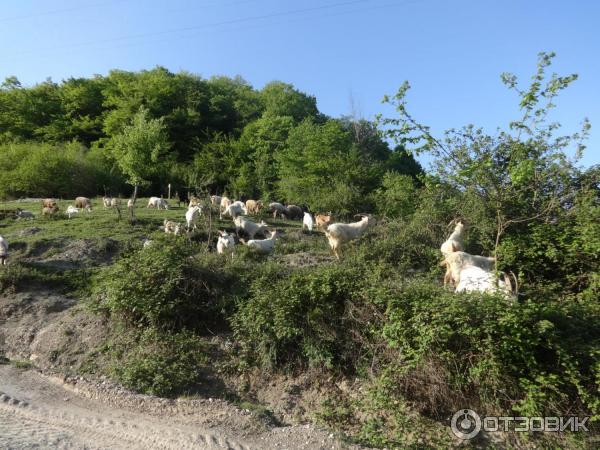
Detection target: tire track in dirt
<box><xmin>0</xmin><ymin>369</ymin><xmax>254</xmax><ymax>449</ymax></box>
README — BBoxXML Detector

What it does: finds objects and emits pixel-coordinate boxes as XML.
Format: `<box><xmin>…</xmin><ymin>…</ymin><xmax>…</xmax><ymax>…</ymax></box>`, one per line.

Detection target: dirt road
<box><xmin>0</xmin><ymin>365</ymin><xmax>355</xmax><ymax>450</ymax></box>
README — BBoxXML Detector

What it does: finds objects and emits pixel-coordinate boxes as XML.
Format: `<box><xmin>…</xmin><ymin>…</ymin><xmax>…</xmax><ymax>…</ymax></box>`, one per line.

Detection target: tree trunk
<box><xmin>129</xmin><ymin>184</ymin><xmax>139</xmax><ymax>224</ymax></box>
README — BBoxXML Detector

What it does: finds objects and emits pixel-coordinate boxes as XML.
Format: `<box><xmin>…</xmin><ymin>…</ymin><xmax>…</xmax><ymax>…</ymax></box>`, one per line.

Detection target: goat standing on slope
<box><xmin>325</xmin><ymin>215</ymin><xmax>374</xmax><ymax>260</ymax></box>
<box><xmin>185</xmin><ymin>205</ymin><xmax>203</xmax><ymax>231</ymax></box>
<box><xmin>217</xmin><ymin>231</ymin><xmax>235</xmax><ymax>258</ymax></box>
<box><xmin>302</xmin><ymin>212</ymin><xmax>314</xmax><ymax>233</ymax></box>
<box><xmin>440</xmin><ymin>219</ymin><xmax>466</xmax><ymax>286</ymax></box>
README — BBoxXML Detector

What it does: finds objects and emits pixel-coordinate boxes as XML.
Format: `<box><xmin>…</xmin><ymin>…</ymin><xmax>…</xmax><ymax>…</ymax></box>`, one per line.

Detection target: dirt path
<box><xmin>0</xmin><ymin>365</ymin><xmax>357</xmax><ymax>450</ymax></box>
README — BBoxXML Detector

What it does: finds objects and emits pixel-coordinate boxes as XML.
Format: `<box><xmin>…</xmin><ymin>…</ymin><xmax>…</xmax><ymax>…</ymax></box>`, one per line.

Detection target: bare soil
<box><xmin>0</xmin><ymin>289</ymin><xmax>365</xmax><ymax>449</ymax></box>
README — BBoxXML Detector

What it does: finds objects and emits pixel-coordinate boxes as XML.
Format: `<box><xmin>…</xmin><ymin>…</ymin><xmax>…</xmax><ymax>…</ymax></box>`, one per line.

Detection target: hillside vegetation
<box><xmin>0</xmin><ymin>52</ymin><xmax>598</xmax><ymax>448</ymax></box>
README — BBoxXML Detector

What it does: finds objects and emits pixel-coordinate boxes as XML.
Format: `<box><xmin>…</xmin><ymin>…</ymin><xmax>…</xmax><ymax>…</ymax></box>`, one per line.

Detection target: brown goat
<box><xmin>245</xmin><ymin>199</ymin><xmax>263</xmax><ymax>215</ymax></box>
<box><xmin>75</xmin><ymin>196</ymin><xmax>92</xmax><ymax>211</ymax></box>
<box><xmin>315</xmin><ymin>213</ymin><xmax>333</xmax><ymax>230</ymax></box>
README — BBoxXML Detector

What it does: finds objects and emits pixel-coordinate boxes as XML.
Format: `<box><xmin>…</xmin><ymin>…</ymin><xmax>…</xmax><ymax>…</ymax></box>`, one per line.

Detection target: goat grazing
<box><xmin>325</xmin><ymin>215</ymin><xmax>374</xmax><ymax>260</ymax></box>
<box><xmin>233</xmin><ymin>216</ymin><xmax>268</xmax><ymax>239</ymax></box>
<box><xmin>286</xmin><ymin>204</ymin><xmax>303</xmax><ymax>220</ymax></box>
<box><xmin>217</xmin><ymin>230</ymin><xmax>235</xmax><ymax>258</ymax></box>
<box><xmin>102</xmin><ymin>196</ymin><xmax>112</xmax><ymax>208</ymax></box>
<box><xmin>245</xmin><ymin>199</ymin><xmax>263</xmax><ymax>215</ymax></box>
<box><xmin>127</xmin><ymin>198</ymin><xmax>134</xmax><ymax>209</ymax></box>
<box><xmin>244</xmin><ymin>230</ymin><xmax>277</xmax><ymax>255</ymax></box>
<box><xmin>269</xmin><ymin>202</ymin><xmax>287</xmax><ymax>219</ymax></box>
<box><xmin>0</xmin><ymin>235</ymin><xmax>8</xmax><ymax>265</ymax></box>
<box><xmin>75</xmin><ymin>197</ymin><xmax>92</xmax><ymax>212</ymax></box>
<box><xmin>148</xmin><ymin>196</ymin><xmax>169</xmax><ymax>210</ymax></box>
<box><xmin>66</xmin><ymin>205</ymin><xmax>79</xmax><ymax>219</ymax></box>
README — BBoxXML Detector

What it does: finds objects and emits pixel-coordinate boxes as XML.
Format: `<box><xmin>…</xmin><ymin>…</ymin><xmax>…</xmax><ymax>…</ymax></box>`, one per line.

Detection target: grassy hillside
<box><xmin>0</xmin><ymin>197</ymin><xmax>597</xmax><ymax>449</ymax></box>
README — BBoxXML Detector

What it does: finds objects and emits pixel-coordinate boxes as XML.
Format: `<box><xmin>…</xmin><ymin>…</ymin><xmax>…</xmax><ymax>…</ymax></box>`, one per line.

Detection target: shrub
<box><xmin>97</xmin><ymin>239</ymin><xmax>236</xmax><ymax>330</ymax></box>
<box><xmin>373</xmin><ymin>172</ymin><xmax>417</xmax><ymax>219</ymax></box>
<box><xmin>0</xmin><ymin>141</ymin><xmax>118</xmax><ymax>199</ymax></box>
<box><xmin>231</xmin><ymin>262</ymin><xmax>371</xmax><ymax>370</ymax></box>
<box><xmin>379</xmin><ymin>279</ymin><xmax>600</xmax><ymax>419</ymax></box>
<box><xmin>109</xmin><ymin>328</ymin><xmax>207</xmax><ymax>397</ymax></box>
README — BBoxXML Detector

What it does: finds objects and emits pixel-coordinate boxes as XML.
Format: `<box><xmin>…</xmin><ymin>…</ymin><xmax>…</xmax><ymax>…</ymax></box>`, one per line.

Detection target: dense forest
<box><xmin>0</xmin><ymin>68</ymin><xmax>421</xmax><ymax>213</ymax></box>
<box><xmin>1</xmin><ymin>52</ymin><xmax>599</xmax><ymax>447</ymax></box>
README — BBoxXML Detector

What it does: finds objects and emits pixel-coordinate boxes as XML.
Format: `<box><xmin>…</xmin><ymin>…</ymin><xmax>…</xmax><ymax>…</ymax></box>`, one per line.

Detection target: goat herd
<box><xmin>0</xmin><ymin>195</ymin><xmax>516</xmax><ymax>297</ymax></box>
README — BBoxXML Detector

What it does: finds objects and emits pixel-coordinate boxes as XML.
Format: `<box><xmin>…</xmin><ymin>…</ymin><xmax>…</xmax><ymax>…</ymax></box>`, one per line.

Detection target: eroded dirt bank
<box><xmin>0</xmin><ymin>290</ymin><xmax>363</xmax><ymax>449</ymax></box>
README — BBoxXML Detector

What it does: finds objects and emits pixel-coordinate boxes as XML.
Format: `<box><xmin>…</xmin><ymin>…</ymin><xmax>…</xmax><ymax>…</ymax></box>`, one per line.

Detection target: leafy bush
<box><xmin>0</xmin><ymin>141</ymin><xmax>119</xmax><ymax>199</ymax></box>
<box><xmin>109</xmin><ymin>328</ymin><xmax>207</xmax><ymax>397</ymax></box>
<box><xmin>232</xmin><ymin>262</ymin><xmax>372</xmax><ymax>370</ymax></box>
<box><xmin>373</xmin><ymin>172</ymin><xmax>418</xmax><ymax>218</ymax></box>
<box><xmin>97</xmin><ymin>239</ymin><xmax>236</xmax><ymax>330</ymax></box>
<box><xmin>379</xmin><ymin>279</ymin><xmax>600</xmax><ymax>419</ymax></box>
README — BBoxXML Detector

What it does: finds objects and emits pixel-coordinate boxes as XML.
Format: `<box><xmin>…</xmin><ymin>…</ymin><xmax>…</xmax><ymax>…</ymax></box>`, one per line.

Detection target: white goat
<box><xmin>148</xmin><ymin>196</ymin><xmax>169</xmax><ymax>210</ymax></box>
<box><xmin>441</xmin><ymin>220</ymin><xmax>466</xmax><ymax>256</ymax></box>
<box><xmin>325</xmin><ymin>215</ymin><xmax>374</xmax><ymax>260</ymax></box>
<box><xmin>127</xmin><ymin>198</ymin><xmax>134</xmax><ymax>209</ymax></box>
<box><xmin>245</xmin><ymin>230</ymin><xmax>277</xmax><ymax>255</ymax></box>
<box><xmin>302</xmin><ymin>212</ymin><xmax>314</xmax><ymax>232</ymax></box>
<box><xmin>110</xmin><ymin>198</ymin><xmax>120</xmax><ymax>207</ymax></box>
<box><xmin>216</xmin><ymin>230</ymin><xmax>235</xmax><ymax>258</ymax></box>
<box><xmin>455</xmin><ymin>265</ymin><xmax>514</xmax><ymax>297</ymax></box>
<box><xmin>440</xmin><ymin>220</ymin><xmax>467</xmax><ymax>286</ymax></box>
<box><xmin>221</xmin><ymin>201</ymin><xmax>247</xmax><ymax>219</ymax></box>
<box><xmin>103</xmin><ymin>196</ymin><xmax>112</xmax><ymax>208</ymax></box>
<box><xmin>185</xmin><ymin>205</ymin><xmax>202</xmax><ymax>231</ymax></box>
<box><xmin>440</xmin><ymin>251</ymin><xmax>496</xmax><ymax>288</ymax></box>
<box><xmin>66</xmin><ymin>205</ymin><xmax>79</xmax><ymax>219</ymax></box>
<box><xmin>233</xmin><ymin>216</ymin><xmax>268</xmax><ymax>239</ymax></box>
<box><xmin>0</xmin><ymin>236</ymin><xmax>8</xmax><ymax>265</ymax></box>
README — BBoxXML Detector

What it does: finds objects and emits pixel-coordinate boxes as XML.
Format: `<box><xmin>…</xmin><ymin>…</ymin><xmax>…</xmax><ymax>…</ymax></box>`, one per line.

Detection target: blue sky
<box><xmin>2</xmin><ymin>0</ymin><xmax>599</xmax><ymax>168</ymax></box>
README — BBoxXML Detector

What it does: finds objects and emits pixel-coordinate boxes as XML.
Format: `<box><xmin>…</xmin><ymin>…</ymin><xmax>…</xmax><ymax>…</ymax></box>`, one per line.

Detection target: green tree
<box><xmin>236</xmin><ymin>115</ymin><xmax>295</xmax><ymax>199</ymax></box>
<box><xmin>110</xmin><ymin>107</ymin><xmax>170</xmax><ymax>215</ymax></box>
<box><xmin>260</xmin><ymin>81</ymin><xmax>319</xmax><ymax>123</ymax></box>
<box><xmin>378</xmin><ymin>52</ymin><xmax>590</xmax><ymax>262</ymax></box>
<box><xmin>277</xmin><ymin>119</ymin><xmax>374</xmax><ymax>213</ymax></box>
